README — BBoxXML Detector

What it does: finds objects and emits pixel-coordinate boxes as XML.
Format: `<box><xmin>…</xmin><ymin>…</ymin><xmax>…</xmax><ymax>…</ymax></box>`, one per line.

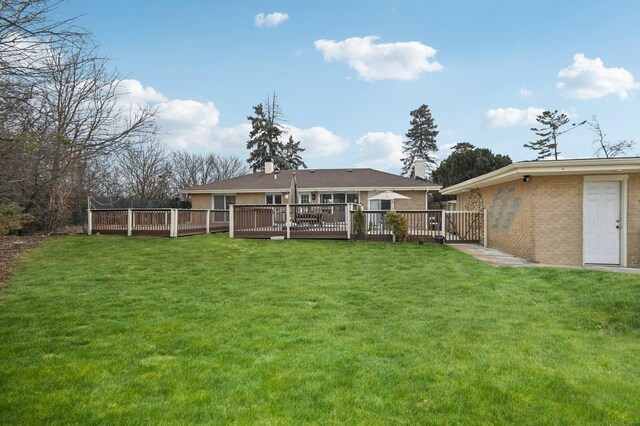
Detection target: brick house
<box><xmin>181</xmin><ymin>159</ymin><xmax>441</xmax><ymax>213</ymax></box>
<box><xmin>441</xmin><ymin>158</ymin><xmax>640</xmax><ymax>268</ymax></box>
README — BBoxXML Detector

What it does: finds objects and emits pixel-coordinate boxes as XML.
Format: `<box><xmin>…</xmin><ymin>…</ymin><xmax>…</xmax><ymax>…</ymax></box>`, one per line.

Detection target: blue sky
<box><xmin>58</xmin><ymin>1</ymin><xmax>640</xmax><ymax>172</ymax></box>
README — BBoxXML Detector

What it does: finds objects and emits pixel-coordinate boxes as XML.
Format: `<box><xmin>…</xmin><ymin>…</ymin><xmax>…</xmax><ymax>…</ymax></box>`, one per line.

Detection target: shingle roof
<box><xmin>182</xmin><ymin>168</ymin><xmax>440</xmax><ymax>193</ymax></box>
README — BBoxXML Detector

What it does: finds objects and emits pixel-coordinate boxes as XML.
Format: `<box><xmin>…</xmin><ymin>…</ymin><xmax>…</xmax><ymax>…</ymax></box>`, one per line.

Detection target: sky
<box><xmin>56</xmin><ymin>0</ymin><xmax>640</xmax><ymax>173</ymax></box>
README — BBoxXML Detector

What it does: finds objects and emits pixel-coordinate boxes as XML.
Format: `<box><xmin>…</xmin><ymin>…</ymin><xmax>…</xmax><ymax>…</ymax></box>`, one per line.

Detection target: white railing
<box><xmin>88</xmin><ymin>208</ymin><xmax>229</xmax><ymax>237</ymax></box>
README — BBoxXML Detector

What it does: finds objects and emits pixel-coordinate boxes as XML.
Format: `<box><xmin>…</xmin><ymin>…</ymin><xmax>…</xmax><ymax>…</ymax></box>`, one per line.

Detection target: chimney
<box><xmin>264</xmin><ymin>158</ymin><xmax>274</xmax><ymax>174</ymax></box>
<box><xmin>414</xmin><ymin>158</ymin><xmax>426</xmax><ymax>180</ymax></box>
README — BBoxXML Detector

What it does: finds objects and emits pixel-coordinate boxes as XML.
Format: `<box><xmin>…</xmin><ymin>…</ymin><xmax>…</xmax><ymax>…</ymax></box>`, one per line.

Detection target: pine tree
<box><xmin>401</xmin><ymin>104</ymin><xmax>439</xmax><ymax>176</ymax></box>
<box><xmin>246</xmin><ymin>93</ymin><xmax>307</xmax><ymax>172</ymax></box>
<box><xmin>524</xmin><ymin>110</ymin><xmax>586</xmax><ymax>160</ymax></box>
<box><xmin>246</xmin><ymin>95</ymin><xmax>284</xmax><ymax>172</ymax></box>
<box><xmin>278</xmin><ymin>135</ymin><xmax>307</xmax><ymax>170</ymax></box>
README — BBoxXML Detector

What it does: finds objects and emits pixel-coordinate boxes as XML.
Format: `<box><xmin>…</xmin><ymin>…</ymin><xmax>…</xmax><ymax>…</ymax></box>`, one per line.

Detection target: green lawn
<box><xmin>1</xmin><ymin>235</ymin><xmax>639</xmax><ymax>424</ymax></box>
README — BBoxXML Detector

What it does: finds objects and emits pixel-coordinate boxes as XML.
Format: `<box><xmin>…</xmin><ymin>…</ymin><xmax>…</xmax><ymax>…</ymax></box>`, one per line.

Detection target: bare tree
<box><xmin>172</xmin><ymin>151</ymin><xmax>248</xmax><ymax>192</ymax></box>
<box><xmin>207</xmin><ymin>154</ymin><xmax>248</xmax><ymax>181</ymax></box>
<box><xmin>1</xmin><ymin>26</ymin><xmax>156</xmax><ymax>230</ymax></box>
<box><xmin>589</xmin><ymin>116</ymin><xmax>636</xmax><ymax>158</ymax></box>
<box><xmin>171</xmin><ymin>151</ymin><xmax>205</xmax><ymax>190</ymax></box>
<box><xmin>117</xmin><ymin>138</ymin><xmax>172</xmax><ymax>200</ymax></box>
<box><xmin>1</xmin><ymin>0</ymin><xmax>83</xmax><ymax>76</ymax></box>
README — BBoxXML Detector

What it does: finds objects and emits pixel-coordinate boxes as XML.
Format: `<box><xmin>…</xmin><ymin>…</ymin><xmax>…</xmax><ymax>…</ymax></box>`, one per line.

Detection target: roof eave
<box><xmin>441</xmin><ymin>158</ymin><xmax>640</xmax><ymax>195</ymax></box>
<box><xmin>181</xmin><ymin>184</ymin><xmax>442</xmax><ymax>195</ymax></box>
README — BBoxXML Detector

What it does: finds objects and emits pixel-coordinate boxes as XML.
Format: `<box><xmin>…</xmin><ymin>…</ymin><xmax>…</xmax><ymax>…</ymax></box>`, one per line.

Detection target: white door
<box><xmin>583</xmin><ymin>181</ymin><xmax>621</xmax><ymax>264</ymax></box>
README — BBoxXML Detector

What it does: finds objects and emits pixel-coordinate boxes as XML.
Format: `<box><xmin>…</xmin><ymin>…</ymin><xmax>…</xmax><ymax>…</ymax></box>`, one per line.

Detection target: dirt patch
<box><xmin>0</xmin><ymin>234</ymin><xmax>47</xmax><ymax>299</ymax></box>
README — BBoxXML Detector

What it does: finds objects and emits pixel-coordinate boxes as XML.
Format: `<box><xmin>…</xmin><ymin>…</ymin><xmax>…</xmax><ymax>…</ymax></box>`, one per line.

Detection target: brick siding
<box><xmin>627</xmin><ymin>174</ymin><xmax>640</xmax><ymax>267</ymax></box>
<box><xmin>459</xmin><ymin>173</ymin><xmax>640</xmax><ymax>267</ymax></box>
<box><xmin>532</xmin><ymin>175</ymin><xmax>583</xmax><ymax>265</ymax></box>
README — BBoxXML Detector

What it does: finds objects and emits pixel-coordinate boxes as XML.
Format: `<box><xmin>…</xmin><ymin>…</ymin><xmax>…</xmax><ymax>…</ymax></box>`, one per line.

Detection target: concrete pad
<box><xmin>450</xmin><ymin>243</ymin><xmax>640</xmax><ymax>274</ymax></box>
<box><xmin>451</xmin><ymin>244</ymin><xmax>534</xmax><ymax>267</ymax></box>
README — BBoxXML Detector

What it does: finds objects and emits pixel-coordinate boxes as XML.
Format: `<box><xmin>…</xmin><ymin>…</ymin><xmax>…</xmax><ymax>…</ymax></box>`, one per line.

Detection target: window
<box><xmin>266</xmin><ymin>194</ymin><xmax>282</xmax><ymax>204</ymax></box>
<box><xmin>299</xmin><ymin>193</ymin><xmax>310</xmax><ymax>204</ymax></box>
<box><xmin>213</xmin><ymin>195</ymin><xmax>235</xmax><ymax>210</ymax></box>
<box><xmin>320</xmin><ymin>193</ymin><xmax>358</xmax><ymax>204</ymax></box>
<box><xmin>369</xmin><ymin>199</ymin><xmax>392</xmax><ymax>210</ymax></box>
<box><xmin>333</xmin><ymin>193</ymin><xmax>346</xmax><ymax>203</ymax></box>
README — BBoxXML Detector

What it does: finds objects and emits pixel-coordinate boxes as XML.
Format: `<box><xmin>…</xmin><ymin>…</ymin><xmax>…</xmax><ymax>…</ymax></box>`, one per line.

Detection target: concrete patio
<box><xmin>452</xmin><ymin>244</ymin><xmax>640</xmax><ymax>275</ymax></box>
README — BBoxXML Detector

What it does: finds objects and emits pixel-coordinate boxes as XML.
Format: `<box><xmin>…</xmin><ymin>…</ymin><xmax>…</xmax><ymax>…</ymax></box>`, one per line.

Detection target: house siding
<box><xmin>236</xmin><ymin>193</ymin><xmax>271</xmax><ymax>204</ymax></box>
<box><xmin>477</xmin><ymin>180</ymin><xmax>535</xmax><ymax>261</ymax></box>
<box><xmin>191</xmin><ymin>194</ymin><xmax>210</xmax><ymax>209</ymax></box>
<box><xmin>532</xmin><ymin>175</ymin><xmax>583</xmax><ymax>266</ymax></box>
<box><xmin>458</xmin><ymin>173</ymin><xmax>640</xmax><ymax>267</ymax></box>
<box><xmin>627</xmin><ymin>174</ymin><xmax>640</xmax><ymax>267</ymax></box>
<box><xmin>394</xmin><ymin>191</ymin><xmax>427</xmax><ymax>210</ymax></box>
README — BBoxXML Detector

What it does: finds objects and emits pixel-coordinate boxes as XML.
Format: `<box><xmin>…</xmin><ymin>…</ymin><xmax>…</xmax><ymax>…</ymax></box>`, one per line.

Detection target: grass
<box><xmin>1</xmin><ymin>235</ymin><xmax>639</xmax><ymax>424</ymax></box>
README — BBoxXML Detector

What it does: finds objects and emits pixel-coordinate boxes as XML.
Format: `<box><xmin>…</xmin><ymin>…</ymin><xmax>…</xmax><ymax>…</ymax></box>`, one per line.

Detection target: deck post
<box><xmin>229</xmin><ymin>205</ymin><xmax>234</xmax><ymax>238</ymax></box>
<box><xmin>127</xmin><ymin>209</ymin><xmax>132</xmax><ymax>237</ymax></box>
<box><xmin>483</xmin><ymin>209</ymin><xmax>488</xmax><ymax>248</ymax></box>
<box><xmin>169</xmin><ymin>209</ymin><xmax>177</xmax><ymax>237</ymax></box>
<box><xmin>87</xmin><ymin>209</ymin><xmax>92</xmax><ymax>235</ymax></box>
<box><xmin>205</xmin><ymin>210</ymin><xmax>210</xmax><ymax>234</ymax></box>
<box><xmin>286</xmin><ymin>204</ymin><xmax>291</xmax><ymax>239</ymax></box>
<box><xmin>441</xmin><ymin>210</ymin><xmax>446</xmax><ymax>238</ymax></box>
<box><xmin>346</xmin><ymin>203</ymin><xmax>351</xmax><ymax>240</ymax></box>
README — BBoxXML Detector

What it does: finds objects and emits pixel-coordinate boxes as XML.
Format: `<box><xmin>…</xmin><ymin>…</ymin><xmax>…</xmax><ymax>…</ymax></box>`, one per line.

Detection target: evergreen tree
<box><xmin>401</xmin><ymin>104</ymin><xmax>439</xmax><ymax>176</ymax></box>
<box><xmin>246</xmin><ymin>97</ymin><xmax>284</xmax><ymax>172</ymax></box>
<box><xmin>524</xmin><ymin>110</ymin><xmax>586</xmax><ymax>160</ymax></box>
<box><xmin>246</xmin><ymin>93</ymin><xmax>307</xmax><ymax>172</ymax></box>
<box><xmin>278</xmin><ymin>135</ymin><xmax>307</xmax><ymax>170</ymax></box>
<box><xmin>432</xmin><ymin>142</ymin><xmax>512</xmax><ymax>187</ymax></box>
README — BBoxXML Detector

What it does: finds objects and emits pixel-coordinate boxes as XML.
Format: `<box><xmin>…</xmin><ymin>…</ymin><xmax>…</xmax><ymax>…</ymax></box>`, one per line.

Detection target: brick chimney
<box><xmin>264</xmin><ymin>158</ymin><xmax>274</xmax><ymax>174</ymax></box>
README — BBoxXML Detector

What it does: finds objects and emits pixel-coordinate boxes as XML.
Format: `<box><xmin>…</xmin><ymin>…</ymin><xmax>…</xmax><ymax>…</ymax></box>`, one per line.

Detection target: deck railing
<box><xmin>232</xmin><ymin>204</ymin><xmax>350</xmax><ymax>239</ymax></box>
<box><xmin>90</xmin><ymin>206</ymin><xmax>486</xmax><ymax>245</ymax></box>
<box><xmin>89</xmin><ymin>208</ymin><xmax>229</xmax><ymax>237</ymax></box>
<box><xmin>230</xmin><ymin>205</ymin><xmax>485</xmax><ymax>245</ymax></box>
<box><xmin>354</xmin><ymin>210</ymin><xmax>444</xmax><ymax>242</ymax></box>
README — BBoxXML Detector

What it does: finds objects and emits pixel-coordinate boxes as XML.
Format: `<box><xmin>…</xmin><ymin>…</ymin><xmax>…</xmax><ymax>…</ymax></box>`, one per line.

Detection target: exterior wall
<box><xmin>532</xmin><ymin>175</ymin><xmax>583</xmax><ymax>266</ymax></box>
<box><xmin>359</xmin><ymin>191</ymin><xmax>368</xmax><ymax>209</ymax></box>
<box><xmin>193</xmin><ymin>189</ymin><xmax>427</xmax><ymax>211</ymax></box>
<box><xmin>477</xmin><ymin>180</ymin><xmax>535</xmax><ymax>261</ymax></box>
<box><xmin>394</xmin><ymin>191</ymin><xmax>427</xmax><ymax>210</ymax></box>
<box><xmin>458</xmin><ymin>173</ymin><xmax>640</xmax><ymax>268</ymax></box>
<box><xmin>191</xmin><ymin>194</ymin><xmax>211</xmax><ymax>209</ymax></box>
<box><xmin>627</xmin><ymin>175</ymin><xmax>640</xmax><ymax>267</ymax></box>
<box><xmin>236</xmin><ymin>192</ymin><xmax>270</xmax><ymax>204</ymax></box>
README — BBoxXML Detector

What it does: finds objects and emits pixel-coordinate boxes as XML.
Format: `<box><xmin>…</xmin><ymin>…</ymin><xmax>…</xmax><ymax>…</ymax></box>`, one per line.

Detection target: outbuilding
<box><xmin>441</xmin><ymin>157</ymin><xmax>640</xmax><ymax>268</ymax></box>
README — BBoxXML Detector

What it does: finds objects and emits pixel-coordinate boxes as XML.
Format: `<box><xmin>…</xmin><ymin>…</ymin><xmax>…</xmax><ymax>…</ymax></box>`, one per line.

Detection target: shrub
<box><xmin>353</xmin><ymin>205</ymin><xmax>366</xmax><ymax>240</ymax></box>
<box><xmin>384</xmin><ymin>210</ymin><xmax>408</xmax><ymax>242</ymax></box>
<box><xmin>0</xmin><ymin>203</ymin><xmax>34</xmax><ymax>236</ymax></box>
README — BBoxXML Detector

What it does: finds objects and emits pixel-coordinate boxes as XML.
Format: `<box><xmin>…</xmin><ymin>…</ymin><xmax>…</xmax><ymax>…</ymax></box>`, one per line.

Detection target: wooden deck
<box><xmin>231</xmin><ymin>204</ymin><xmax>485</xmax><ymax>244</ymax></box>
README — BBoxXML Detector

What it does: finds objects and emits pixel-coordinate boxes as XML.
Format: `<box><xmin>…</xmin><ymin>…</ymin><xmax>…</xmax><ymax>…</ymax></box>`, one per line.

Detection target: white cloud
<box><xmin>356</xmin><ymin>131</ymin><xmax>404</xmax><ymax>172</ymax></box>
<box><xmin>255</xmin><ymin>12</ymin><xmax>289</xmax><ymax>28</ymax></box>
<box><xmin>485</xmin><ymin>107</ymin><xmax>545</xmax><ymax>127</ymax></box>
<box><xmin>156</xmin><ymin>99</ymin><xmax>221</xmax><ymax>151</ymax></box>
<box><xmin>557</xmin><ymin>53</ymin><xmax>640</xmax><ymax>99</ymax></box>
<box><xmin>114</xmin><ymin>79</ymin><xmax>236</xmax><ymax>152</ymax></box>
<box><xmin>283</xmin><ymin>125</ymin><xmax>348</xmax><ymax>158</ymax></box>
<box><xmin>210</xmin><ymin>124</ymin><xmax>252</xmax><ymax>152</ymax></box>
<box><xmin>437</xmin><ymin>143</ymin><xmax>456</xmax><ymax>161</ymax></box>
<box><xmin>115</xmin><ymin>79</ymin><xmax>167</xmax><ymax>104</ymax></box>
<box><xmin>112</xmin><ymin>80</ymin><xmax>349</xmax><ymax>157</ymax></box>
<box><xmin>520</xmin><ymin>87</ymin><xmax>532</xmax><ymax>97</ymax></box>
<box><xmin>314</xmin><ymin>36</ymin><xmax>443</xmax><ymax>81</ymax></box>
